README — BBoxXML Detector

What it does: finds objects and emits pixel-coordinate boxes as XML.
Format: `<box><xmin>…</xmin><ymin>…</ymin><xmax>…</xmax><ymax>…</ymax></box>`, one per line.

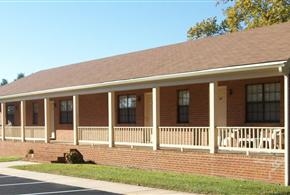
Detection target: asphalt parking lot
<box><xmin>0</xmin><ymin>174</ymin><xmax>120</xmax><ymax>195</ymax></box>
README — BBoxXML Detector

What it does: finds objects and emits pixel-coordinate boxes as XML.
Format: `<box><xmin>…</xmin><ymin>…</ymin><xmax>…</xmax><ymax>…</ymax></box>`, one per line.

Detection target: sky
<box><xmin>0</xmin><ymin>0</ymin><xmax>226</xmax><ymax>83</ymax></box>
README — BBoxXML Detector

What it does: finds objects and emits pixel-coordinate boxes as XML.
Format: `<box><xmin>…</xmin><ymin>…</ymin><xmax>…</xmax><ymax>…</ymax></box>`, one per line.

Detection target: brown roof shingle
<box><xmin>1</xmin><ymin>22</ymin><xmax>290</xmax><ymax>97</ymax></box>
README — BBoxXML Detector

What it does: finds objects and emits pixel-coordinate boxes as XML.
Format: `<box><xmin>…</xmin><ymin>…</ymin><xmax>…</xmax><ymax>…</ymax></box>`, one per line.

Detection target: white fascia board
<box><xmin>0</xmin><ymin>60</ymin><xmax>287</xmax><ymax>101</ymax></box>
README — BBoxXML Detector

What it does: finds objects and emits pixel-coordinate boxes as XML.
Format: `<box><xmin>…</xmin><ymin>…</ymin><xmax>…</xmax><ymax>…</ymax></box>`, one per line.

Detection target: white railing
<box><xmin>5</xmin><ymin>126</ymin><xmax>21</xmax><ymax>140</ymax></box>
<box><xmin>114</xmin><ymin>126</ymin><xmax>152</xmax><ymax>147</ymax></box>
<box><xmin>159</xmin><ymin>127</ymin><xmax>209</xmax><ymax>150</ymax></box>
<box><xmin>78</xmin><ymin>126</ymin><xmax>109</xmax><ymax>144</ymax></box>
<box><xmin>25</xmin><ymin>126</ymin><xmax>45</xmax><ymax>141</ymax></box>
<box><xmin>217</xmin><ymin>127</ymin><xmax>284</xmax><ymax>153</ymax></box>
<box><xmin>0</xmin><ymin>125</ymin><xmax>2</xmax><ymax>139</ymax></box>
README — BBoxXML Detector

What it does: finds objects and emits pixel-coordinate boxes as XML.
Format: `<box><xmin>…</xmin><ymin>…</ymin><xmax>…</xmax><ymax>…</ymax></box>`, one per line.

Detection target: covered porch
<box><xmin>75</xmin><ymin>75</ymin><xmax>286</xmax><ymax>154</ymax></box>
<box><xmin>1</xmin><ymin>71</ymin><xmax>287</xmax><ymax>155</ymax></box>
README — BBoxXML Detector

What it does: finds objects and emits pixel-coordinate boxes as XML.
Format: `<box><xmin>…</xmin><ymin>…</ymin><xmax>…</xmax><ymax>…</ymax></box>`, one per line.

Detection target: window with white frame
<box><xmin>118</xmin><ymin>95</ymin><xmax>136</xmax><ymax>124</ymax></box>
<box><xmin>32</xmin><ymin>103</ymin><xmax>39</xmax><ymax>125</ymax></box>
<box><xmin>178</xmin><ymin>90</ymin><xmax>190</xmax><ymax>123</ymax></box>
<box><xmin>246</xmin><ymin>83</ymin><xmax>280</xmax><ymax>122</ymax></box>
<box><xmin>60</xmin><ymin>100</ymin><xmax>73</xmax><ymax>124</ymax></box>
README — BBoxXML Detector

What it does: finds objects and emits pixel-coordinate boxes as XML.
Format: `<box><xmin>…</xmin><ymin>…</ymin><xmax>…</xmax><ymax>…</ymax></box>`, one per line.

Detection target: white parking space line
<box><xmin>19</xmin><ymin>189</ymin><xmax>95</xmax><ymax>195</ymax></box>
<box><xmin>0</xmin><ymin>181</ymin><xmax>46</xmax><ymax>187</ymax></box>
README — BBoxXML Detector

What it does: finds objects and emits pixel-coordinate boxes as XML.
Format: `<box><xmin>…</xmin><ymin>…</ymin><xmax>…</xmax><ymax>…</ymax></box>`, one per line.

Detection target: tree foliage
<box><xmin>187</xmin><ymin>17</ymin><xmax>222</xmax><ymax>39</ymax></box>
<box><xmin>0</xmin><ymin>73</ymin><xmax>25</xmax><ymax>86</ymax></box>
<box><xmin>15</xmin><ymin>73</ymin><xmax>25</xmax><ymax>80</ymax></box>
<box><xmin>225</xmin><ymin>0</ymin><xmax>290</xmax><ymax>32</ymax></box>
<box><xmin>0</xmin><ymin>79</ymin><xmax>8</xmax><ymax>86</ymax></box>
<box><xmin>187</xmin><ymin>0</ymin><xmax>290</xmax><ymax>39</ymax></box>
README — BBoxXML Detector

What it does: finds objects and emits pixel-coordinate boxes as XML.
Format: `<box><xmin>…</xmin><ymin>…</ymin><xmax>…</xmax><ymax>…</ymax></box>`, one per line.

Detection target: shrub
<box><xmin>28</xmin><ymin>149</ymin><xmax>34</xmax><ymax>154</ymax></box>
<box><xmin>65</xmin><ymin>149</ymin><xmax>84</xmax><ymax>164</ymax></box>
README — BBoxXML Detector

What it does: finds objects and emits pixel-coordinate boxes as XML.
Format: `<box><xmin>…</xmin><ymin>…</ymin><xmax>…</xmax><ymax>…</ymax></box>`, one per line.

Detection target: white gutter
<box><xmin>0</xmin><ymin>60</ymin><xmax>287</xmax><ymax>100</ymax></box>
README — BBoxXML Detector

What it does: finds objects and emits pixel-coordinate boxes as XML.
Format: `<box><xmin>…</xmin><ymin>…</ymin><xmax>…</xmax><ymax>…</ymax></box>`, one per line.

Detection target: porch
<box><xmin>0</xmin><ymin>75</ymin><xmax>287</xmax><ymax>155</ymax></box>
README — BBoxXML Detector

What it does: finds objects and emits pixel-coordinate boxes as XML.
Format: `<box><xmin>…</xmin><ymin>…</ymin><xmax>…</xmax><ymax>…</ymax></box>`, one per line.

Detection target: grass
<box><xmin>13</xmin><ymin>163</ymin><xmax>290</xmax><ymax>195</ymax></box>
<box><xmin>0</xmin><ymin>156</ymin><xmax>22</xmax><ymax>162</ymax></box>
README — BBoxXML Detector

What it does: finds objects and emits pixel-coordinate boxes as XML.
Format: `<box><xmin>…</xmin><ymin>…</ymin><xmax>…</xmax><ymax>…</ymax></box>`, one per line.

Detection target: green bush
<box><xmin>28</xmin><ymin>149</ymin><xmax>34</xmax><ymax>154</ymax></box>
<box><xmin>65</xmin><ymin>149</ymin><xmax>84</xmax><ymax>164</ymax></box>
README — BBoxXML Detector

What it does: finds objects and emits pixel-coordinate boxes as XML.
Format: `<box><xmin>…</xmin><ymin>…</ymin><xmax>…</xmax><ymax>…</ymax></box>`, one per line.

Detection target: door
<box><xmin>144</xmin><ymin>92</ymin><xmax>152</xmax><ymax>126</ymax></box>
<box><xmin>50</xmin><ymin>101</ymin><xmax>55</xmax><ymax>139</ymax></box>
<box><xmin>144</xmin><ymin>92</ymin><xmax>153</xmax><ymax>143</ymax></box>
<box><xmin>216</xmin><ymin>86</ymin><xmax>227</xmax><ymax>126</ymax></box>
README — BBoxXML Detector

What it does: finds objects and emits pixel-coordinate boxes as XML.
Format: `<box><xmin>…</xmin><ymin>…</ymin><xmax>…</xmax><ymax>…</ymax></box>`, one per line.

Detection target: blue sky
<box><xmin>0</xmin><ymin>0</ymin><xmax>225</xmax><ymax>82</ymax></box>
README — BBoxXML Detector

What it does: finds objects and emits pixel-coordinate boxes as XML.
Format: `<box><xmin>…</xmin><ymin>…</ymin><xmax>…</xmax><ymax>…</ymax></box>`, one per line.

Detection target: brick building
<box><xmin>0</xmin><ymin>22</ymin><xmax>290</xmax><ymax>185</ymax></box>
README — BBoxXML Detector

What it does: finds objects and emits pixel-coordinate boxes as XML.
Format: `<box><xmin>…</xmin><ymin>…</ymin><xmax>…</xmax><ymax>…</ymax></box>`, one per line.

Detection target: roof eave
<box><xmin>0</xmin><ymin>60</ymin><xmax>288</xmax><ymax>101</ymax></box>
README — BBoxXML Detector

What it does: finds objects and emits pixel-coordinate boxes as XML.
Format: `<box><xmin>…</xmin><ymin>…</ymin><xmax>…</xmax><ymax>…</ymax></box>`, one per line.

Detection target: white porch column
<box><xmin>1</xmin><ymin>102</ymin><xmax>6</xmax><ymax>141</ymax></box>
<box><xmin>209</xmin><ymin>81</ymin><xmax>218</xmax><ymax>154</ymax></box>
<box><xmin>152</xmin><ymin>87</ymin><xmax>160</xmax><ymax>151</ymax></box>
<box><xmin>73</xmin><ymin>95</ymin><xmax>79</xmax><ymax>145</ymax></box>
<box><xmin>20</xmin><ymin>100</ymin><xmax>26</xmax><ymax>142</ymax></box>
<box><xmin>108</xmin><ymin>91</ymin><xmax>115</xmax><ymax>148</ymax></box>
<box><xmin>284</xmin><ymin>74</ymin><xmax>289</xmax><ymax>186</ymax></box>
<box><xmin>44</xmin><ymin>98</ymin><xmax>51</xmax><ymax>143</ymax></box>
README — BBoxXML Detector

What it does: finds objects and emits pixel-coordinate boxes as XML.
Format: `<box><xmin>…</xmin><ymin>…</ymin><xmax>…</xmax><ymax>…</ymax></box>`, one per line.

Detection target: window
<box><xmin>246</xmin><ymin>83</ymin><xmax>280</xmax><ymax>122</ymax></box>
<box><xmin>118</xmin><ymin>95</ymin><xmax>136</xmax><ymax>123</ymax></box>
<box><xmin>60</xmin><ymin>100</ymin><xmax>73</xmax><ymax>124</ymax></box>
<box><xmin>7</xmin><ymin>105</ymin><xmax>15</xmax><ymax>125</ymax></box>
<box><xmin>32</xmin><ymin>103</ymin><xmax>39</xmax><ymax>125</ymax></box>
<box><xmin>178</xmin><ymin>90</ymin><xmax>190</xmax><ymax>123</ymax></box>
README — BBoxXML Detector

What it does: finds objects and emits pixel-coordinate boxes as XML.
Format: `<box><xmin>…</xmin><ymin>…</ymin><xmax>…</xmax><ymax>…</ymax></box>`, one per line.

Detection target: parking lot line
<box><xmin>0</xmin><ymin>181</ymin><xmax>46</xmax><ymax>187</ymax></box>
<box><xmin>19</xmin><ymin>188</ymin><xmax>95</xmax><ymax>195</ymax></box>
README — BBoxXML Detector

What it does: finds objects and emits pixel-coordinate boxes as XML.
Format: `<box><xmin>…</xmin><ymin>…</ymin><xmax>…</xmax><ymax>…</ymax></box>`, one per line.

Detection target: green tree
<box><xmin>0</xmin><ymin>79</ymin><xmax>8</xmax><ymax>86</ymax></box>
<box><xmin>225</xmin><ymin>0</ymin><xmax>290</xmax><ymax>32</ymax></box>
<box><xmin>187</xmin><ymin>0</ymin><xmax>290</xmax><ymax>39</ymax></box>
<box><xmin>15</xmin><ymin>73</ymin><xmax>25</xmax><ymax>81</ymax></box>
<box><xmin>187</xmin><ymin>17</ymin><xmax>222</xmax><ymax>39</ymax></box>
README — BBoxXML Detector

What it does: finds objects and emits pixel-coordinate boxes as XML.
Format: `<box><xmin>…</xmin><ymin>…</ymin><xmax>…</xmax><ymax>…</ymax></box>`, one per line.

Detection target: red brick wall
<box><xmin>115</xmin><ymin>89</ymin><xmax>151</xmax><ymax>126</ymax></box>
<box><xmin>79</xmin><ymin>93</ymin><xmax>108</xmax><ymax>126</ymax></box>
<box><xmin>221</xmin><ymin>76</ymin><xmax>284</xmax><ymax>126</ymax></box>
<box><xmin>26</xmin><ymin>100</ymin><xmax>44</xmax><ymax>126</ymax></box>
<box><xmin>53</xmin><ymin>97</ymin><xmax>73</xmax><ymax>131</ymax></box>
<box><xmin>0</xmin><ymin>141</ymin><xmax>284</xmax><ymax>184</ymax></box>
<box><xmin>160</xmin><ymin>83</ymin><xmax>209</xmax><ymax>126</ymax></box>
<box><xmin>55</xmin><ymin>130</ymin><xmax>73</xmax><ymax>142</ymax></box>
<box><xmin>22</xmin><ymin>76</ymin><xmax>284</xmax><ymax>141</ymax></box>
<box><xmin>53</xmin><ymin>97</ymin><xmax>73</xmax><ymax>141</ymax></box>
<box><xmin>28</xmin><ymin>76</ymin><xmax>284</xmax><ymax>133</ymax></box>
<box><xmin>159</xmin><ymin>76</ymin><xmax>284</xmax><ymax>127</ymax></box>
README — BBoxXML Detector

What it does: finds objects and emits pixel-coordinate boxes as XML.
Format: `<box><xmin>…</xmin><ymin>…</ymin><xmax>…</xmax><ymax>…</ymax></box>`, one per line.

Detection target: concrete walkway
<box><xmin>0</xmin><ymin>161</ymin><xmax>196</xmax><ymax>195</ymax></box>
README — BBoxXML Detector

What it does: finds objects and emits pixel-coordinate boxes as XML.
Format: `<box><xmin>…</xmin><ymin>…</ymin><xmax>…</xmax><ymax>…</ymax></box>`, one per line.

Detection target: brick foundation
<box><xmin>0</xmin><ymin>141</ymin><xmax>284</xmax><ymax>184</ymax></box>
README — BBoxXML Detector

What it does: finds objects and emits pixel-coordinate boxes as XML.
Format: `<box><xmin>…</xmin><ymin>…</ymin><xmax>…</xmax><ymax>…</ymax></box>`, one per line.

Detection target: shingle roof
<box><xmin>1</xmin><ymin>22</ymin><xmax>290</xmax><ymax>97</ymax></box>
